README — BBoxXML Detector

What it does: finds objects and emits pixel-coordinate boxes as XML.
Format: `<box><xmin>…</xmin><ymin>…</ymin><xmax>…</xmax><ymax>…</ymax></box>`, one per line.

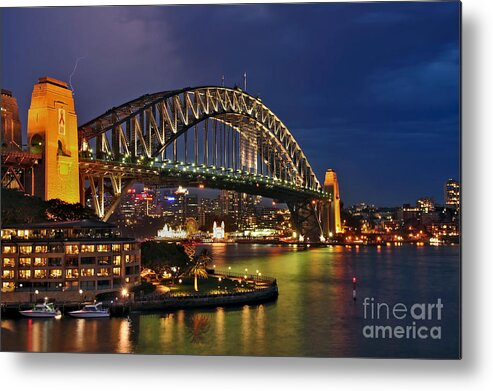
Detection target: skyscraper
<box><xmin>445</xmin><ymin>179</ymin><xmax>460</xmax><ymax>209</ymax></box>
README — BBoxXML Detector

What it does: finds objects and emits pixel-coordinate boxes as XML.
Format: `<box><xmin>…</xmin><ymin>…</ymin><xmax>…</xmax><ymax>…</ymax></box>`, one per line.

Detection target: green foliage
<box><xmin>1</xmin><ymin>189</ymin><xmax>46</xmax><ymax>224</ymax></box>
<box><xmin>140</xmin><ymin>241</ymin><xmax>189</xmax><ymax>273</ymax></box>
<box><xmin>95</xmin><ymin>291</ymin><xmax>120</xmax><ymax>302</ymax></box>
<box><xmin>45</xmin><ymin>198</ymin><xmax>97</xmax><ymax>221</ymax></box>
<box><xmin>130</xmin><ymin>282</ymin><xmax>156</xmax><ymax>295</ymax></box>
<box><xmin>1</xmin><ymin>188</ymin><xmax>96</xmax><ymax>225</ymax></box>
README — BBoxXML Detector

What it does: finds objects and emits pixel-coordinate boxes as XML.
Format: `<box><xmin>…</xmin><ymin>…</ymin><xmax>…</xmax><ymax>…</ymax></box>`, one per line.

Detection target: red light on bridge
<box><xmin>352</xmin><ymin>277</ymin><xmax>357</xmax><ymax>284</ymax></box>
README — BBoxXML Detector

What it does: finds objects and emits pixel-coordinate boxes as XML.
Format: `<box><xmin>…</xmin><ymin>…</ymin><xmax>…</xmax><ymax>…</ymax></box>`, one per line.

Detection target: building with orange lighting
<box><xmin>1</xmin><ymin>220</ymin><xmax>140</xmax><ymax>302</ymax></box>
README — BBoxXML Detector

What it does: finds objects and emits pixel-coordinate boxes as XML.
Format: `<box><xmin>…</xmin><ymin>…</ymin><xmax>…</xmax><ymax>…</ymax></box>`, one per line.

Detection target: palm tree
<box><xmin>189</xmin><ymin>261</ymin><xmax>208</xmax><ymax>292</ymax></box>
<box><xmin>197</xmin><ymin>249</ymin><xmax>213</xmax><ymax>265</ymax></box>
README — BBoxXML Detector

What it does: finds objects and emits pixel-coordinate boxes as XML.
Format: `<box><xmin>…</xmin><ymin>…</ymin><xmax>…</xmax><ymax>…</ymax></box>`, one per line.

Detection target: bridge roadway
<box><xmin>79</xmin><ymin>157</ymin><xmax>328</xmax><ymax>202</ymax></box>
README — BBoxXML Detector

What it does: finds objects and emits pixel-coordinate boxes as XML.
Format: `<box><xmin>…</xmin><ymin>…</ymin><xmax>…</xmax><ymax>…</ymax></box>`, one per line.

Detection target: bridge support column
<box><xmin>287</xmin><ymin>200</ymin><xmax>324</xmax><ymax>243</ymax></box>
<box><xmin>80</xmin><ymin>170</ymin><xmax>132</xmax><ymax>221</ymax></box>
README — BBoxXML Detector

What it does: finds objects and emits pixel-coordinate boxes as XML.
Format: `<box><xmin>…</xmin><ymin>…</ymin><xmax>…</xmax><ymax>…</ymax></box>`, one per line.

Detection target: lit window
<box><xmin>66</xmin><ymin>269</ymin><xmax>79</xmax><ymax>279</ymax></box>
<box><xmin>49</xmin><ymin>269</ymin><xmax>63</xmax><ymax>278</ymax></box>
<box><xmin>112</xmin><ymin>244</ymin><xmax>121</xmax><ymax>252</ymax></box>
<box><xmin>96</xmin><ymin>244</ymin><xmax>110</xmax><ymax>252</ymax></box>
<box><xmin>81</xmin><ymin>245</ymin><xmax>95</xmax><ymax>253</ymax></box>
<box><xmin>80</xmin><ymin>268</ymin><xmax>95</xmax><ymax>277</ymax></box>
<box><xmin>2</xmin><ymin>282</ymin><xmax>15</xmax><ymax>291</ymax></box>
<box><xmin>2</xmin><ymin>245</ymin><xmax>17</xmax><ymax>254</ymax></box>
<box><xmin>33</xmin><ymin>257</ymin><xmax>47</xmax><ymax>267</ymax></box>
<box><xmin>19</xmin><ymin>258</ymin><xmax>31</xmax><ymax>267</ymax></box>
<box><xmin>19</xmin><ymin>270</ymin><xmax>31</xmax><ymax>279</ymax></box>
<box><xmin>113</xmin><ymin>267</ymin><xmax>121</xmax><ymax>276</ymax></box>
<box><xmin>2</xmin><ymin>270</ymin><xmax>15</xmax><ymax>279</ymax></box>
<box><xmin>65</xmin><ymin>244</ymin><xmax>79</xmax><ymax>255</ymax></box>
<box><xmin>33</xmin><ymin>270</ymin><xmax>47</xmax><ymax>279</ymax></box>
<box><xmin>98</xmin><ymin>268</ymin><xmax>111</xmax><ymax>277</ymax></box>
<box><xmin>34</xmin><ymin>245</ymin><xmax>48</xmax><ymax>253</ymax></box>
<box><xmin>19</xmin><ymin>245</ymin><xmax>32</xmax><ymax>255</ymax></box>
<box><xmin>113</xmin><ymin>255</ymin><xmax>121</xmax><ymax>265</ymax></box>
<box><xmin>2</xmin><ymin>258</ymin><xmax>15</xmax><ymax>268</ymax></box>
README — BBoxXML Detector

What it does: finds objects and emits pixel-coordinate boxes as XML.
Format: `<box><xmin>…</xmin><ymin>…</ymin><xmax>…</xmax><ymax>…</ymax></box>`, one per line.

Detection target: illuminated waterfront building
<box><xmin>445</xmin><ymin>179</ymin><xmax>460</xmax><ymax>209</ymax></box>
<box><xmin>156</xmin><ymin>224</ymin><xmax>187</xmax><ymax>239</ymax></box>
<box><xmin>212</xmin><ymin>221</ymin><xmax>225</xmax><ymax>239</ymax></box>
<box><xmin>1</xmin><ymin>89</ymin><xmax>22</xmax><ymax>150</ymax></box>
<box><xmin>1</xmin><ymin>220</ymin><xmax>141</xmax><ymax>301</ymax></box>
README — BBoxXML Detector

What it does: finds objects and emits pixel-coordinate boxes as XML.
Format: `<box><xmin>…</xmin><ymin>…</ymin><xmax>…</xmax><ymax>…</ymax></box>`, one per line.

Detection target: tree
<box><xmin>188</xmin><ymin>258</ymin><xmax>209</xmax><ymax>292</ymax></box>
<box><xmin>140</xmin><ymin>241</ymin><xmax>189</xmax><ymax>276</ymax></box>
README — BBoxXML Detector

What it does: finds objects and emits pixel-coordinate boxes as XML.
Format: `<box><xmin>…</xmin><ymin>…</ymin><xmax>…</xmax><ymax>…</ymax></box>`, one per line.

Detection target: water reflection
<box><xmin>1</xmin><ymin>244</ymin><xmax>460</xmax><ymax>358</ymax></box>
<box><xmin>186</xmin><ymin>314</ymin><xmax>210</xmax><ymax>344</ymax></box>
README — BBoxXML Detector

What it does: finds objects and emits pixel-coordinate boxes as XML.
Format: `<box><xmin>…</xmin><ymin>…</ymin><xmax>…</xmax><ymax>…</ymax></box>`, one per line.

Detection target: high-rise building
<box><xmin>170</xmin><ymin>186</ymin><xmax>189</xmax><ymax>226</ymax></box>
<box><xmin>322</xmin><ymin>169</ymin><xmax>342</xmax><ymax>236</ymax></box>
<box><xmin>1</xmin><ymin>89</ymin><xmax>22</xmax><ymax>150</ymax></box>
<box><xmin>445</xmin><ymin>179</ymin><xmax>460</xmax><ymax>209</ymax></box>
<box><xmin>417</xmin><ymin>197</ymin><xmax>435</xmax><ymax>213</ymax></box>
<box><xmin>198</xmin><ymin>197</ymin><xmax>220</xmax><ymax>227</ymax></box>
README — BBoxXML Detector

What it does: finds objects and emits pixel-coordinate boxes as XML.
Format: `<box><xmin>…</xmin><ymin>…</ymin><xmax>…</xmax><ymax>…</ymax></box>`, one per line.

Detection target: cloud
<box><xmin>369</xmin><ymin>45</ymin><xmax>459</xmax><ymax>116</ymax></box>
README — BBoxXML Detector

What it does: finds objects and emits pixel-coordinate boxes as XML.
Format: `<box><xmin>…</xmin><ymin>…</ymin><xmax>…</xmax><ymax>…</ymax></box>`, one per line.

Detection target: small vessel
<box><xmin>68</xmin><ymin>302</ymin><xmax>110</xmax><ymax>318</ymax></box>
<box><xmin>19</xmin><ymin>301</ymin><xmax>61</xmax><ymax>318</ymax></box>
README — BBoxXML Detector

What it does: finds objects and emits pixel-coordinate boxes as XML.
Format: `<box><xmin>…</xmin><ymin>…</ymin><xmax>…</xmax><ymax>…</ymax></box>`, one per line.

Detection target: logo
<box><xmin>362</xmin><ymin>297</ymin><xmax>443</xmax><ymax>340</ymax></box>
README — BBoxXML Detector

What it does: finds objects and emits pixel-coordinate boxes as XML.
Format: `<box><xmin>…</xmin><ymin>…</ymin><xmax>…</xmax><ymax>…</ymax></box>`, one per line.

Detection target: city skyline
<box><xmin>1</xmin><ymin>3</ymin><xmax>460</xmax><ymax>206</ymax></box>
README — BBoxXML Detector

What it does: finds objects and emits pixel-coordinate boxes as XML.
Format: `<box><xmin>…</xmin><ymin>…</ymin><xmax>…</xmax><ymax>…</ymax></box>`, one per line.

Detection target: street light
<box><xmin>79</xmin><ymin>289</ymin><xmax>84</xmax><ymax>303</ymax></box>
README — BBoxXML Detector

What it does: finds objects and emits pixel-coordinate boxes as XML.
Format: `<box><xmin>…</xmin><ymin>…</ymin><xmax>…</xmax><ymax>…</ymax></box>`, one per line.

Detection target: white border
<box><xmin>1</xmin><ymin>0</ymin><xmax>492</xmax><ymax>389</ymax></box>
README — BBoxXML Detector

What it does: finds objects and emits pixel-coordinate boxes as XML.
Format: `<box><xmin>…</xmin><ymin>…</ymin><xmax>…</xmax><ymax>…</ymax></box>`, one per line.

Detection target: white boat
<box><xmin>68</xmin><ymin>302</ymin><xmax>110</xmax><ymax>318</ymax></box>
<box><xmin>19</xmin><ymin>302</ymin><xmax>61</xmax><ymax>318</ymax></box>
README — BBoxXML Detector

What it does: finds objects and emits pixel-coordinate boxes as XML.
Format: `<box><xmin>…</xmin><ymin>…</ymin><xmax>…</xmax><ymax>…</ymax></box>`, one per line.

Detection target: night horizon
<box><xmin>2</xmin><ymin>2</ymin><xmax>460</xmax><ymax>206</ymax></box>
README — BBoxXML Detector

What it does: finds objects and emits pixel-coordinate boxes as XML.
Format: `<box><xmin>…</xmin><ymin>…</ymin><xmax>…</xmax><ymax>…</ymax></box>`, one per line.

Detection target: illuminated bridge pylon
<box><xmin>78</xmin><ymin>86</ymin><xmax>330</xmax><ymax>241</ymax></box>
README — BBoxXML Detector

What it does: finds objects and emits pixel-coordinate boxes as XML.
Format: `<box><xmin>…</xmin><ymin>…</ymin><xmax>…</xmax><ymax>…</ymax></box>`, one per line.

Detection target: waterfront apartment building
<box><xmin>1</xmin><ymin>220</ymin><xmax>140</xmax><ymax>302</ymax></box>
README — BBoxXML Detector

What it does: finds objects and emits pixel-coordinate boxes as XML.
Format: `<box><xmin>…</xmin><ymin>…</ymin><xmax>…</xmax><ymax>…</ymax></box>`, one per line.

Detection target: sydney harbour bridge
<box><xmin>1</xmin><ymin>78</ymin><xmax>340</xmax><ymax>242</ymax></box>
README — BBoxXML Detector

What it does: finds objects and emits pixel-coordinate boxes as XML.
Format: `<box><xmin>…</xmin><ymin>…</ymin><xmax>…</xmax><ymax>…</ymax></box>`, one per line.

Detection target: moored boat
<box><xmin>19</xmin><ymin>302</ymin><xmax>61</xmax><ymax>318</ymax></box>
<box><xmin>68</xmin><ymin>302</ymin><xmax>110</xmax><ymax>318</ymax></box>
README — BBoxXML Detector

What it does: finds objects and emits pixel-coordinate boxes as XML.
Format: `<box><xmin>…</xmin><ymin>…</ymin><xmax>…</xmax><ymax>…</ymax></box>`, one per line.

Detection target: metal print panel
<box><xmin>0</xmin><ymin>1</ymin><xmax>461</xmax><ymax>358</ymax></box>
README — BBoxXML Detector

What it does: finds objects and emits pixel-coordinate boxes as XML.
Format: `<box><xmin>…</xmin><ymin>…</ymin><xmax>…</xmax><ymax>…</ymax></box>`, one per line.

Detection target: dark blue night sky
<box><xmin>1</xmin><ymin>2</ymin><xmax>460</xmax><ymax>206</ymax></box>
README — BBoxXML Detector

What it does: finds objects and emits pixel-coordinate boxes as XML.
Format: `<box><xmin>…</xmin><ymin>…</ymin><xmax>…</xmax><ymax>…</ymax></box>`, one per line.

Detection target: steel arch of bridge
<box><xmin>78</xmin><ymin>86</ymin><xmax>328</xmax><ymax>240</ymax></box>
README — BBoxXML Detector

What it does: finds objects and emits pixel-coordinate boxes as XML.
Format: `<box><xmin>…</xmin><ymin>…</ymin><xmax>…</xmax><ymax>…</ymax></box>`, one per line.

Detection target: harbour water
<box><xmin>0</xmin><ymin>244</ymin><xmax>460</xmax><ymax>358</ymax></box>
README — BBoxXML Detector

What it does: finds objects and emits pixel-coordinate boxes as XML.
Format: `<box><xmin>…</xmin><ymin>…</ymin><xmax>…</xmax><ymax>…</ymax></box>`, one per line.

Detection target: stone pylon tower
<box><xmin>1</xmin><ymin>89</ymin><xmax>22</xmax><ymax>150</ymax></box>
<box><xmin>322</xmin><ymin>169</ymin><xmax>342</xmax><ymax>236</ymax></box>
<box><xmin>27</xmin><ymin>77</ymin><xmax>80</xmax><ymax>203</ymax></box>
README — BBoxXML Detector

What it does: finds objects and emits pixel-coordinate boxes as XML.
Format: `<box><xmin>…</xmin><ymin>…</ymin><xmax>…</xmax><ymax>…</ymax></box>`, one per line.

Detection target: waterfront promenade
<box><xmin>0</xmin><ymin>269</ymin><xmax>279</xmax><ymax>317</ymax></box>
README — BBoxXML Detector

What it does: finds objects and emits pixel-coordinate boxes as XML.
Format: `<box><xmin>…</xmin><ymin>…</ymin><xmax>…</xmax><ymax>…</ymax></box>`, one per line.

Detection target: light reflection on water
<box><xmin>1</xmin><ymin>244</ymin><xmax>460</xmax><ymax>358</ymax></box>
